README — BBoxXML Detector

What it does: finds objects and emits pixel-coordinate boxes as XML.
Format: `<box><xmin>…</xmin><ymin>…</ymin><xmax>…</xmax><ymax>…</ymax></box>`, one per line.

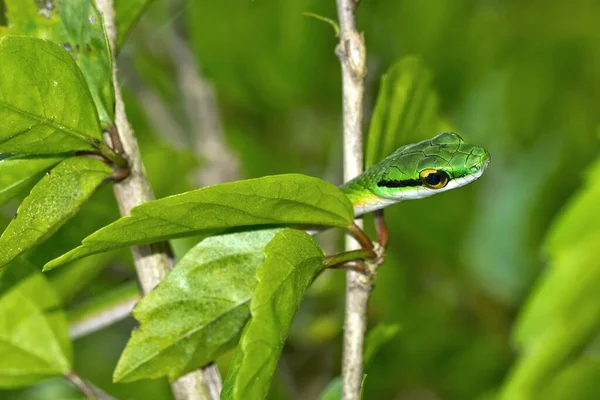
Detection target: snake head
<box><xmin>374</xmin><ymin>132</ymin><xmax>490</xmax><ymax>201</ymax></box>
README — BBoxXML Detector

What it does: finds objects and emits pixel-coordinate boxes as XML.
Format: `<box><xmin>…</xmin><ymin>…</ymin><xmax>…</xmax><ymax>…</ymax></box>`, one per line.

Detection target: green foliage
<box><xmin>0</xmin><ymin>157</ymin><xmax>112</xmax><ymax>270</ymax></box>
<box><xmin>0</xmin><ymin>0</ymin><xmax>114</xmax><ymax>125</ymax></box>
<box><xmin>365</xmin><ymin>56</ymin><xmax>445</xmax><ymax>168</ymax></box>
<box><xmin>0</xmin><ymin>36</ymin><xmax>103</xmax><ymax>154</ymax></box>
<box><xmin>48</xmin><ymin>253</ymin><xmax>116</xmax><ymax>305</ymax></box>
<box><xmin>113</xmin><ymin>230</ymin><xmax>278</xmax><ymax>382</ymax></box>
<box><xmin>44</xmin><ymin>174</ymin><xmax>353</xmax><ymax>270</ymax></box>
<box><xmin>221</xmin><ymin>229</ymin><xmax>324</xmax><ymax>400</ymax></box>
<box><xmin>0</xmin><ymin>259</ymin><xmax>71</xmax><ymax>388</ymax></box>
<box><xmin>0</xmin><ymin>155</ymin><xmax>65</xmax><ymax>207</ymax></box>
<box><xmin>115</xmin><ymin>0</ymin><xmax>156</xmax><ymax>50</ymax></box>
<box><xmin>539</xmin><ymin>358</ymin><xmax>600</xmax><ymax>400</ymax></box>
<box><xmin>318</xmin><ymin>377</ymin><xmax>343</xmax><ymax>400</ymax></box>
<box><xmin>499</xmin><ymin>156</ymin><xmax>600</xmax><ymax>399</ymax></box>
<box><xmin>0</xmin><ymin>1</ymin><xmax>599</xmax><ymax>399</ymax></box>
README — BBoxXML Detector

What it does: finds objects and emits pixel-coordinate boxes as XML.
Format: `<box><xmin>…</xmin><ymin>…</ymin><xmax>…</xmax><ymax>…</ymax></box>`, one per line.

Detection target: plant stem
<box><xmin>64</xmin><ymin>371</ymin><xmax>116</xmax><ymax>399</ymax></box>
<box><xmin>324</xmin><ymin>248</ymin><xmax>377</xmax><ymax>269</ymax></box>
<box><xmin>348</xmin><ymin>222</ymin><xmax>374</xmax><ymax>251</ymax></box>
<box><xmin>95</xmin><ymin>1</ymin><xmax>221</xmax><ymax>398</ymax></box>
<box><xmin>374</xmin><ymin>209</ymin><xmax>389</xmax><ymax>248</ymax></box>
<box><xmin>335</xmin><ymin>0</ymin><xmax>370</xmax><ymax>399</ymax></box>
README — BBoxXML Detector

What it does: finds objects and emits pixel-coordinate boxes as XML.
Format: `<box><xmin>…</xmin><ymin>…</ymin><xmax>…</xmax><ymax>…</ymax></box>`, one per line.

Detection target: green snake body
<box><xmin>341</xmin><ymin>132</ymin><xmax>490</xmax><ymax>217</ymax></box>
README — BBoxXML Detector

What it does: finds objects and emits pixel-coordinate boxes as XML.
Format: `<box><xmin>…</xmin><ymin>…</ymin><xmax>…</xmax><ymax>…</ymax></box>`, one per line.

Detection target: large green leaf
<box><xmin>0</xmin><ymin>259</ymin><xmax>72</xmax><ymax>388</ymax></box>
<box><xmin>44</xmin><ymin>174</ymin><xmax>353</xmax><ymax>270</ymax></box>
<box><xmin>0</xmin><ymin>156</ymin><xmax>112</xmax><ymax>270</ymax></box>
<box><xmin>0</xmin><ymin>0</ymin><xmax>114</xmax><ymax>125</ymax></box>
<box><xmin>113</xmin><ymin>230</ymin><xmax>279</xmax><ymax>382</ymax></box>
<box><xmin>115</xmin><ymin>0</ymin><xmax>156</xmax><ymax>50</ymax></box>
<box><xmin>0</xmin><ymin>36</ymin><xmax>103</xmax><ymax>154</ymax></box>
<box><xmin>514</xmin><ymin>157</ymin><xmax>600</xmax><ymax>347</ymax></box>
<box><xmin>500</xmin><ymin>157</ymin><xmax>600</xmax><ymax>399</ymax></box>
<box><xmin>0</xmin><ymin>155</ymin><xmax>65</xmax><ymax>207</ymax></box>
<box><xmin>538</xmin><ymin>358</ymin><xmax>600</xmax><ymax>400</ymax></box>
<box><xmin>365</xmin><ymin>56</ymin><xmax>444</xmax><ymax>168</ymax></box>
<box><xmin>221</xmin><ymin>229</ymin><xmax>325</xmax><ymax>400</ymax></box>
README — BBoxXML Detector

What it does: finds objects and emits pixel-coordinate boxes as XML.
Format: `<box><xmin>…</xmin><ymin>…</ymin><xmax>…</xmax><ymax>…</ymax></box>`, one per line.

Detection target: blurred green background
<box><xmin>4</xmin><ymin>0</ymin><xmax>600</xmax><ymax>399</ymax></box>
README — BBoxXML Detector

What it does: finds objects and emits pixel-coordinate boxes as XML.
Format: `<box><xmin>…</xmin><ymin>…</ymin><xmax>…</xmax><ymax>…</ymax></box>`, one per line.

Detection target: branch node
<box><xmin>336</xmin><ymin>31</ymin><xmax>366</xmax><ymax>81</ymax></box>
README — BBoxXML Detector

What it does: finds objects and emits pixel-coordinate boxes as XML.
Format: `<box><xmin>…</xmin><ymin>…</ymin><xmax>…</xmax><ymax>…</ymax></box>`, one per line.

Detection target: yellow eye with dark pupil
<box><xmin>419</xmin><ymin>169</ymin><xmax>449</xmax><ymax>189</ymax></box>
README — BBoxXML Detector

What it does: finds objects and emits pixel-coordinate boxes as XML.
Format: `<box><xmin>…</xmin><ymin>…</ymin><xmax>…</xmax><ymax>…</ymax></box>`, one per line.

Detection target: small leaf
<box><xmin>0</xmin><ymin>36</ymin><xmax>104</xmax><ymax>154</ymax></box>
<box><xmin>113</xmin><ymin>230</ymin><xmax>280</xmax><ymax>383</ymax></box>
<box><xmin>317</xmin><ymin>324</ymin><xmax>399</xmax><ymax>400</ymax></box>
<box><xmin>0</xmin><ymin>155</ymin><xmax>65</xmax><ymax>207</ymax></box>
<box><xmin>365</xmin><ymin>56</ymin><xmax>442</xmax><ymax>168</ymax></box>
<box><xmin>1</xmin><ymin>0</ymin><xmax>115</xmax><ymax>125</ymax></box>
<box><xmin>364</xmin><ymin>323</ymin><xmax>401</xmax><ymax>366</ymax></box>
<box><xmin>0</xmin><ymin>258</ymin><xmax>72</xmax><ymax>388</ymax></box>
<box><xmin>221</xmin><ymin>229</ymin><xmax>325</xmax><ymax>400</ymax></box>
<box><xmin>115</xmin><ymin>0</ymin><xmax>156</xmax><ymax>50</ymax></box>
<box><xmin>318</xmin><ymin>375</ymin><xmax>367</xmax><ymax>400</ymax></box>
<box><xmin>318</xmin><ymin>377</ymin><xmax>342</xmax><ymax>400</ymax></box>
<box><xmin>0</xmin><ymin>156</ymin><xmax>112</xmax><ymax>270</ymax></box>
<box><xmin>45</xmin><ymin>174</ymin><xmax>353</xmax><ymax>270</ymax></box>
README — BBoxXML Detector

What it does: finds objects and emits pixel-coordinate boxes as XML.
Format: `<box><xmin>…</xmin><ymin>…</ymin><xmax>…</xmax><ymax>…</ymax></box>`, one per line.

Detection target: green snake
<box><xmin>341</xmin><ymin>132</ymin><xmax>490</xmax><ymax>216</ymax></box>
<box><xmin>68</xmin><ymin>132</ymin><xmax>490</xmax><ymax>336</ymax></box>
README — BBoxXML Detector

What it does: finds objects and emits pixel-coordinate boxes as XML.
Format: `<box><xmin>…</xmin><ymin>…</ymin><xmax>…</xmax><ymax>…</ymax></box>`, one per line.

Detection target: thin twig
<box><xmin>348</xmin><ymin>222</ymin><xmax>374</xmax><ymax>251</ymax></box>
<box><xmin>374</xmin><ymin>209</ymin><xmax>389</xmax><ymax>248</ymax></box>
<box><xmin>64</xmin><ymin>371</ymin><xmax>116</xmax><ymax>399</ymax></box>
<box><xmin>95</xmin><ymin>1</ymin><xmax>220</xmax><ymax>398</ymax></box>
<box><xmin>68</xmin><ymin>294</ymin><xmax>140</xmax><ymax>340</ymax></box>
<box><xmin>324</xmin><ymin>248</ymin><xmax>377</xmax><ymax>269</ymax></box>
<box><xmin>335</xmin><ymin>0</ymin><xmax>369</xmax><ymax>399</ymax></box>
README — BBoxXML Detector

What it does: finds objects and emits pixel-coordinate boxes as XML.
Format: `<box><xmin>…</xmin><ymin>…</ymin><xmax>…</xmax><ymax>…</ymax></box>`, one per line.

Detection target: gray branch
<box><xmin>94</xmin><ymin>1</ymin><xmax>221</xmax><ymax>398</ymax></box>
<box><xmin>335</xmin><ymin>1</ymin><xmax>371</xmax><ymax>399</ymax></box>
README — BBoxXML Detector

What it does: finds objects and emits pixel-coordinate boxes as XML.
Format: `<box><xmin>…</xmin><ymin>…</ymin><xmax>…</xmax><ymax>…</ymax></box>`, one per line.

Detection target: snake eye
<box><xmin>419</xmin><ymin>169</ymin><xmax>449</xmax><ymax>189</ymax></box>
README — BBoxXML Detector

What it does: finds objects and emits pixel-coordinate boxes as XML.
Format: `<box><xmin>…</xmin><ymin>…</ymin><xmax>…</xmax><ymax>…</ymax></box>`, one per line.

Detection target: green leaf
<box><xmin>365</xmin><ymin>56</ymin><xmax>443</xmax><ymax>168</ymax></box>
<box><xmin>514</xmin><ymin>157</ymin><xmax>600</xmax><ymax>348</ymax></box>
<box><xmin>115</xmin><ymin>0</ymin><xmax>156</xmax><ymax>50</ymax></box>
<box><xmin>0</xmin><ymin>155</ymin><xmax>65</xmax><ymax>207</ymax></box>
<box><xmin>113</xmin><ymin>230</ymin><xmax>279</xmax><ymax>383</ymax></box>
<box><xmin>318</xmin><ymin>375</ymin><xmax>367</xmax><ymax>400</ymax></box>
<box><xmin>543</xmin><ymin>157</ymin><xmax>600</xmax><ymax>259</ymax></box>
<box><xmin>538</xmin><ymin>358</ymin><xmax>600</xmax><ymax>400</ymax></box>
<box><xmin>0</xmin><ymin>156</ymin><xmax>112</xmax><ymax>270</ymax></box>
<box><xmin>45</xmin><ymin>174</ymin><xmax>353</xmax><ymax>270</ymax></box>
<box><xmin>221</xmin><ymin>229</ymin><xmax>325</xmax><ymax>400</ymax></box>
<box><xmin>0</xmin><ymin>0</ymin><xmax>115</xmax><ymax>125</ymax></box>
<box><xmin>318</xmin><ymin>377</ymin><xmax>343</xmax><ymax>400</ymax></box>
<box><xmin>364</xmin><ymin>323</ymin><xmax>401</xmax><ymax>366</ymax></box>
<box><xmin>0</xmin><ymin>258</ymin><xmax>72</xmax><ymax>388</ymax></box>
<box><xmin>0</xmin><ymin>36</ymin><xmax>103</xmax><ymax>154</ymax></box>
<box><xmin>500</xmin><ymin>157</ymin><xmax>600</xmax><ymax>399</ymax></box>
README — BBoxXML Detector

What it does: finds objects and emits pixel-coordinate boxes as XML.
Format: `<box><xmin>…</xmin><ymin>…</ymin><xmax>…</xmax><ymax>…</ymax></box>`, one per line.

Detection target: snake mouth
<box><xmin>480</xmin><ymin>153</ymin><xmax>491</xmax><ymax>174</ymax></box>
